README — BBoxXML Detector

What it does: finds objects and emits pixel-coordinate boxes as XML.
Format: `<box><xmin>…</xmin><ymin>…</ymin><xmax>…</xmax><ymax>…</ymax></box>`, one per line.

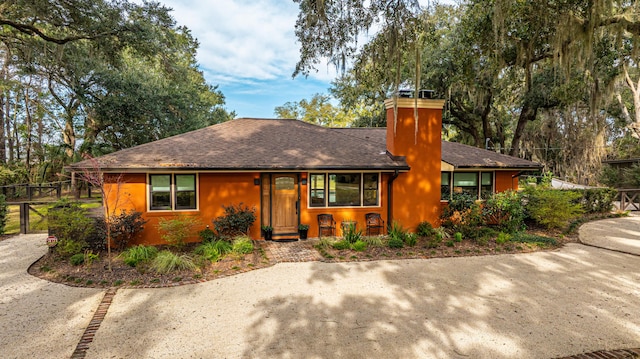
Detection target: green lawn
<box><xmin>4</xmin><ymin>198</ymin><xmax>103</xmax><ymax>235</ymax></box>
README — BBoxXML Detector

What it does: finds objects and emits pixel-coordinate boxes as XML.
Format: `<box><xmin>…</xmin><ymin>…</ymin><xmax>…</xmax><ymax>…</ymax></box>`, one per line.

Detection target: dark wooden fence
<box><xmin>617</xmin><ymin>189</ymin><xmax>640</xmax><ymax>211</ymax></box>
<box><xmin>3</xmin><ymin>181</ymin><xmax>97</xmax><ymax>234</ymax></box>
<box><xmin>0</xmin><ymin>182</ymin><xmax>70</xmax><ymax>201</ymax></box>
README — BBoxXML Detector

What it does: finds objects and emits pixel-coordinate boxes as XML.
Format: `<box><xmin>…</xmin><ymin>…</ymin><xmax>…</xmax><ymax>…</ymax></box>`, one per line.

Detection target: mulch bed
<box><xmin>29</xmin><ymin>243</ymin><xmax>273</xmax><ymax>289</ymax></box>
<box><xmin>316</xmin><ymin>228</ymin><xmax>576</xmax><ymax>262</ymax></box>
<box><xmin>27</xmin><ymin>224</ymin><xmax>578</xmax><ymax>289</ymax></box>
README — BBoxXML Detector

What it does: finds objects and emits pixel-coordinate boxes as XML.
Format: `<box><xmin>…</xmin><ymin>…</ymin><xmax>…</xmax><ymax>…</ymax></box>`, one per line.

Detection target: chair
<box><xmin>365</xmin><ymin>213</ymin><xmax>385</xmax><ymax>236</ymax></box>
<box><xmin>317</xmin><ymin>214</ymin><xmax>336</xmax><ymax>237</ymax></box>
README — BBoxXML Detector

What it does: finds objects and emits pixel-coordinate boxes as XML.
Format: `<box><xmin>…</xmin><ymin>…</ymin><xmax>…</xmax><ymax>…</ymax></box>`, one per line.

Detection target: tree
<box><xmin>274</xmin><ymin>93</ymin><xmax>352</xmax><ymax>127</ymax></box>
<box><xmin>76</xmin><ymin>156</ymin><xmax>128</xmax><ymax>271</ymax></box>
<box><xmin>0</xmin><ymin>0</ymin><xmax>235</xmax><ymax>182</ymax></box>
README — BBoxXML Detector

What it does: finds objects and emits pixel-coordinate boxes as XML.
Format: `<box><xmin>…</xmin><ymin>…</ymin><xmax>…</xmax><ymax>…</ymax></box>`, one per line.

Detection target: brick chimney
<box><xmin>385</xmin><ymin>96</ymin><xmax>445</xmax><ymax>230</ymax></box>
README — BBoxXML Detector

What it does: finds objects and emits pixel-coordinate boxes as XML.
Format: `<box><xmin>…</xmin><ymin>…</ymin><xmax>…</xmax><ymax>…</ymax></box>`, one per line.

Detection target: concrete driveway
<box><xmin>1</xmin><ymin>217</ymin><xmax>639</xmax><ymax>359</ymax></box>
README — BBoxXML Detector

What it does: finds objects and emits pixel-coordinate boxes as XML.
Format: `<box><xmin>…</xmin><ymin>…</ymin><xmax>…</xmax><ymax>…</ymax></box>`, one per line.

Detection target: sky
<box><xmin>158</xmin><ymin>0</ymin><xmax>338</xmax><ymax>118</ymax></box>
<box><xmin>158</xmin><ymin>0</ymin><xmax>453</xmax><ymax>119</ymax></box>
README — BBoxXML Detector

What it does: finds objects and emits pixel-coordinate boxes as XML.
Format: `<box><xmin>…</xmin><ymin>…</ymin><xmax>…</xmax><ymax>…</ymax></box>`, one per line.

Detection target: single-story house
<box><xmin>69</xmin><ymin>97</ymin><xmax>541</xmax><ymax>244</ymax></box>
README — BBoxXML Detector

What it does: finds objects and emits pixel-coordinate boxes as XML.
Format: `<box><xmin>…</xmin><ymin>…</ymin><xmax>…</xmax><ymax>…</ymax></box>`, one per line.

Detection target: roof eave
<box><xmin>69</xmin><ymin>165</ymin><xmax>411</xmax><ymax>173</ymax></box>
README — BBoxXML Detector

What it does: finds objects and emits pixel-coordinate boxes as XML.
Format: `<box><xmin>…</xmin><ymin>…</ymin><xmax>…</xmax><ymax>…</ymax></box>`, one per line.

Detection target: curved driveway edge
<box><xmin>1</xmin><ymin>218</ymin><xmax>640</xmax><ymax>359</ymax></box>
<box><xmin>0</xmin><ymin>234</ymin><xmax>104</xmax><ymax>359</ymax></box>
<box><xmin>86</xmin><ymin>243</ymin><xmax>640</xmax><ymax>359</ymax></box>
<box><xmin>579</xmin><ymin>214</ymin><xmax>640</xmax><ymax>255</ymax></box>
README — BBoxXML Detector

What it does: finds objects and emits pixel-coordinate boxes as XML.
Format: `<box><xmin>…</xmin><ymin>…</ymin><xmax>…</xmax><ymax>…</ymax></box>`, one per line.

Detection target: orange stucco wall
<box><xmin>298</xmin><ymin>173</ymin><xmax>390</xmax><ymax>238</ymax></box>
<box><xmin>495</xmin><ymin>171</ymin><xmax>520</xmax><ymax>192</ymax></box>
<box><xmin>386</xmin><ymin>100</ymin><xmax>444</xmax><ymax>231</ymax></box>
<box><xmin>104</xmin><ymin>172</ymin><xmax>261</xmax><ymax>246</ymax></box>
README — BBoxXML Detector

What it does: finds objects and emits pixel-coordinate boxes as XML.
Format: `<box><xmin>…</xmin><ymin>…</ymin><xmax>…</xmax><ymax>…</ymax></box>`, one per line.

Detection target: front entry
<box><xmin>261</xmin><ymin>174</ymin><xmax>299</xmax><ymax>239</ymax></box>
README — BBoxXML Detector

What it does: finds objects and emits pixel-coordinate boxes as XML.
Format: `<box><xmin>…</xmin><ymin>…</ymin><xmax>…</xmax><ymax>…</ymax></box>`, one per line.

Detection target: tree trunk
<box><xmin>23</xmin><ymin>88</ymin><xmax>32</xmax><ymax>174</ymax></box>
<box><xmin>480</xmin><ymin>91</ymin><xmax>493</xmax><ymax>147</ymax></box>
<box><xmin>510</xmin><ymin>101</ymin><xmax>538</xmax><ymax>157</ymax></box>
<box><xmin>5</xmin><ymin>96</ymin><xmax>13</xmax><ymax>163</ymax></box>
<box><xmin>0</xmin><ymin>93</ymin><xmax>5</xmax><ymax>164</ymax></box>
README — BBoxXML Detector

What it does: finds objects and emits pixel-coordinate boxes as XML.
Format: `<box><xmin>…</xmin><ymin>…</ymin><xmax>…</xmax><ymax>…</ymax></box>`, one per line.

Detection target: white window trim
<box><xmin>308</xmin><ymin>172</ymin><xmax>381</xmax><ymax>208</ymax></box>
<box><xmin>147</xmin><ymin>172</ymin><xmax>199</xmax><ymax>212</ymax></box>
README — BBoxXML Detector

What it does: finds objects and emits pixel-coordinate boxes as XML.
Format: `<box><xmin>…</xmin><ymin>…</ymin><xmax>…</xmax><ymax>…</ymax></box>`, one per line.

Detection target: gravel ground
<box><xmin>1</xmin><ymin>217</ymin><xmax>640</xmax><ymax>359</ymax></box>
<box><xmin>0</xmin><ymin>234</ymin><xmax>103</xmax><ymax>359</ymax></box>
<box><xmin>88</xmin><ymin>243</ymin><xmax>640</xmax><ymax>359</ymax></box>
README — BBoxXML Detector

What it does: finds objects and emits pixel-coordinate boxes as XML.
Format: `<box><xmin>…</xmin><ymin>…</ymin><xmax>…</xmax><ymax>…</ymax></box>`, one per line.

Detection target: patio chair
<box><xmin>365</xmin><ymin>213</ymin><xmax>385</xmax><ymax>236</ymax></box>
<box><xmin>317</xmin><ymin>214</ymin><xmax>336</xmax><ymax>238</ymax></box>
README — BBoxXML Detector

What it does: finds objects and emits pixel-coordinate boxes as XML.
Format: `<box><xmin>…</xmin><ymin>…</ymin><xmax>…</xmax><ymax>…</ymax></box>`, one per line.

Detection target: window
<box><xmin>310</xmin><ymin>174</ymin><xmax>325</xmax><ymax>207</ymax></box>
<box><xmin>480</xmin><ymin>172</ymin><xmax>493</xmax><ymax>199</ymax></box>
<box><xmin>175</xmin><ymin>174</ymin><xmax>196</xmax><ymax>209</ymax></box>
<box><xmin>329</xmin><ymin>173</ymin><xmax>361</xmax><ymax>206</ymax></box>
<box><xmin>309</xmin><ymin>172</ymin><xmax>379</xmax><ymax>207</ymax></box>
<box><xmin>150</xmin><ymin>175</ymin><xmax>171</xmax><ymax>210</ymax></box>
<box><xmin>441</xmin><ymin>172</ymin><xmax>451</xmax><ymax>200</ymax></box>
<box><xmin>363</xmin><ymin>174</ymin><xmax>379</xmax><ymax>206</ymax></box>
<box><xmin>453</xmin><ymin>172</ymin><xmax>478</xmax><ymax>197</ymax></box>
<box><xmin>441</xmin><ymin>171</ymin><xmax>495</xmax><ymax>200</ymax></box>
<box><xmin>149</xmin><ymin>174</ymin><xmax>197</xmax><ymax>211</ymax></box>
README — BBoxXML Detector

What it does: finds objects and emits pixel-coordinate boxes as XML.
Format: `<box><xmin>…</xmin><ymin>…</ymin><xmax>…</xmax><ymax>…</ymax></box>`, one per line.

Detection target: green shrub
<box><xmin>343</xmin><ymin>223</ymin><xmax>363</xmax><ymax>244</ymax></box>
<box><xmin>388</xmin><ymin>237</ymin><xmax>404</xmax><ymax>248</ymax></box>
<box><xmin>57</xmin><ymin>238</ymin><xmax>86</xmax><ymax>257</ymax></box>
<box><xmin>523</xmin><ymin>187</ymin><xmax>584</xmax><ymax>229</ymax></box>
<box><xmin>404</xmin><ymin>233</ymin><xmax>417</xmax><ymax>247</ymax></box>
<box><xmin>109</xmin><ymin>211</ymin><xmax>147</xmax><ymax>249</ymax></box>
<box><xmin>120</xmin><ymin>245</ymin><xmax>158</xmax><ymax>267</ymax></box>
<box><xmin>199</xmin><ymin>227</ymin><xmax>217</xmax><ymax>242</ymax></box>
<box><xmin>158</xmin><ymin>215</ymin><xmax>200</xmax><ymax>249</ymax></box>
<box><xmin>446</xmin><ymin>192</ymin><xmax>477</xmax><ymax>213</ymax></box>
<box><xmin>483</xmin><ymin>190</ymin><xmax>524</xmax><ymax>233</ymax></box>
<box><xmin>416</xmin><ymin>221</ymin><xmax>436</xmax><ymax>237</ymax></box>
<box><xmin>572</xmin><ymin>188</ymin><xmax>618</xmax><ymax>214</ymax></box>
<box><xmin>351</xmin><ymin>240</ymin><xmax>368</xmax><ymax>251</ymax></box>
<box><xmin>151</xmin><ymin>250</ymin><xmax>197</xmax><ymax>274</ymax></box>
<box><xmin>212</xmin><ymin>203</ymin><xmax>256</xmax><ymax>237</ymax></box>
<box><xmin>49</xmin><ymin>202</ymin><xmax>94</xmax><ymax>256</ymax></box>
<box><xmin>231</xmin><ymin>236</ymin><xmax>254</xmax><ymax>255</ymax></box>
<box><xmin>70</xmin><ymin>253</ymin><xmax>85</xmax><ymax>266</ymax></box>
<box><xmin>388</xmin><ymin>221</ymin><xmax>408</xmax><ymax>242</ymax></box>
<box><xmin>445</xmin><ymin>240</ymin><xmax>455</xmax><ymax>247</ymax></box>
<box><xmin>496</xmin><ymin>232</ymin><xmax>511</xmax><ymax>245</ymax></box>
<box><xmin>454</xmin><ymin>232</ymin><xmax>463</xmax><ymax>242</ymax></box>
<box><xmin>441</xmin><ymin>193</ymin><xmax>483</xmax><ymax>237</ymax></box>
<box><xmin>0</xmin><ymin>194</ymin><xmax>7</xmax><ymax>234</ymax></box>
<box><xmin>84</xmin><ymin>251</ymin><xmax>99</xmax><ymax>266</ymax></box>
<box><xmin>332</xmin><ymin>240</ymin><xmax>351</xmax><ymax>250</ymax></box>
<box><xmin>91</xmin><ymin>210</ymin><xmax>147</xmax><ymax>251</ymax></box>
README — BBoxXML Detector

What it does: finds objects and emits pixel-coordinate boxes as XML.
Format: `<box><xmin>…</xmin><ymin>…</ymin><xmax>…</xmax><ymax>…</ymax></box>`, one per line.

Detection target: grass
<box><xmin>4</xmin><ymin>198</ymin><xmax>103</xmax><ymax>234</ymax></box>
<box><xmin>151</xmin><ymin>250</ymin><xmax>197</xmax><ymax>274</ymax></box>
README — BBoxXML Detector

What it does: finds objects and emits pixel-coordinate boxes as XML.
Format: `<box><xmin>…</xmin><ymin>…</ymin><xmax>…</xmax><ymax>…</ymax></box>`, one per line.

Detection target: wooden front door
<box><xmin>272</xmin><ymin>174</ymin><xmax>298</xmax><ymax>235</ymax></box>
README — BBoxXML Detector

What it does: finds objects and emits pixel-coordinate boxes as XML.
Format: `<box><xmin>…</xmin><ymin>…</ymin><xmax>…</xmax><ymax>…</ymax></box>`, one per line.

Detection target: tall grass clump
<box><xmin>120</xmin><ymin>245</ymin><xmax>159</xmax><ymax>267</ymax></box>
<box><xmin>343</xmin><ymin>223</ymin><xmax>363</xmax><ymax>244</ymax></box>
<box><xmin>151</xmin><ymin>250</ymin><xmax>197</xmax><ymax>274</ymax></box>
<box><xmin>231</xmin><ymin>236</ymin><xmax>254</xmax><ymax>255</ymax></box>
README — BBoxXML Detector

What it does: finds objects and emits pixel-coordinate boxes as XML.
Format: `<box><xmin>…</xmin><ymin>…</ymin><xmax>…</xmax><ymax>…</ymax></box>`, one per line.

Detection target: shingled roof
<box><xmin>70</xmin><ymin>118</ymin><xmax>409</xmax><ymax>172</ymax></box>
<box><xmin>334</xmin><ymin>127</ymin><xmax>540</xmax><ymax>169</ymax></box>
<box><xmin>70</xmin><ymin>119</ymin><xmax>540</xmax><ymax>172</ymax></box>
<box><xmin>441</xmin><ymin>140</ymin><xmax>541</xmax><ymax>169</ymax></box>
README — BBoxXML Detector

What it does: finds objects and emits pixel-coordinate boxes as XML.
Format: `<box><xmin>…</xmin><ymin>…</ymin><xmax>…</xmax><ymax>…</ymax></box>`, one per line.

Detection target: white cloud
<box><xmin>162</xmin><ymin>0</ymin><xmax>337</xmax><ymax>83</ymax></box>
